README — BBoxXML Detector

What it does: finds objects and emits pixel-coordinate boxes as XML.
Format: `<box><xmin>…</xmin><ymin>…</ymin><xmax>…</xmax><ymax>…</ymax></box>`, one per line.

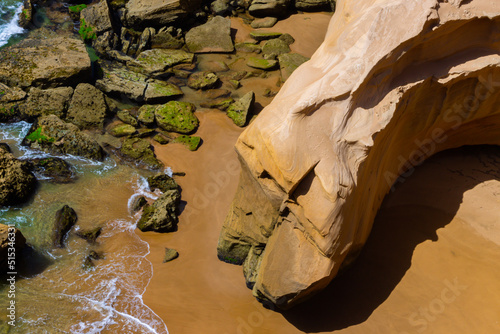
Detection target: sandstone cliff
<box><xmin>218</xmin><ymin>0</ymin><xmax>500</xmax><ymax>308</ymax></box>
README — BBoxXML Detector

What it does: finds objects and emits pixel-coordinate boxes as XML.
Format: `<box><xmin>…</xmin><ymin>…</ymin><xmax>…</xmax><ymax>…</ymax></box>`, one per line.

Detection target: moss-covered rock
<box><xmin>147</xmin><ymin>174</ymin><xmax>179</xmax><ymax>193</ymax></box>
<box><xmin>262</xmin><ymin>38</ymin><xmax>291</xmax><ymax>56</ymax></box>
<box><xmin>96</xmin><ymin>61</ymin><xmax>148</xmax><ymax>102</ymax></box>
<box><xmin>187</xmin><ymin>71</ymin><xmax>219</xmax><ymax>90</ymax></box>
<box><xmin>235</xmin><ymin>42</ymin><xmax>262</xmax><ymax>53</ymax></box>
<box><xmin>144</xmin><ymin>79</ymin><xmax>184</xmax><ymax>104</ymax></box>
<box><xmin>137</xmin><ymin>190</ymin><xmax>181</xmax><ymax>232</ymax></box>
<box><xmin>226</xmin><ymin>91</ymin><xmax>255</xmax><ymax>127</ymax></box>
<box><xmin>278</xmin><ymin>53</ymin><xmax>309</xmax><ymax>82</ymax></box>
<box><xmin>246</xmin><ymin>57</ymin><xmax>278</xmax><ymax>70</ymax></box>
<box><xmin>109</xmin><ymin>123</ymin><xmax>137</xmax><ymax>137</ymax></box>
<box><xmin>249</xmin><ymin>31</ymin><xmax>282</xmax><ymax>41</ymax></box>
<box><xmin>117</xmin><ymin>110</ymin><xmax>138</xmax><ymax>126</ymax></box>
<box><xmin>155</xmin><ymin>101</ymin><xmax>199</xmax><ymax>134</ymax></box>
<box><xmin>131</xmin><ymin>49</ymin><xmax>194</xmax><ymax>76</ymax></box>
<box><xmin>173</xmin><ymin>135</ymin><xmax>201</xmax><ymax>151</ymax></box>
<box><xmin>75</xmin><ymin>226</ymin><xmax>102</xmax><ymax>243</ymax></box>
<box><xmin>153</xmin><ymin>134</ymin><xmax>170</xmax><ymax>144</ymax></box>
<box><xmin>119</xmin><ymin>137</ymin><xmax>164</xmax><ymax>170</ymax></box>
<box><xmin>0</xmin><ymin>150</ymin><xmax>37</xmax><ymax>206</ymax></box>
<box><xmin>138</xmin><ymin>105</ymin><xmax>156</xmax><ymax>126</ymax></box>
<box><xmin>53</xmin><ymin>205</ymin><xmax>78</xmax><ymax>248</ymax></box>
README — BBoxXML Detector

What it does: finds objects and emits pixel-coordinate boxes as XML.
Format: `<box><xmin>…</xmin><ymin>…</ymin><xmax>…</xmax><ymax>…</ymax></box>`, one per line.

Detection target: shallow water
<box><xmin>0</xmin><ymin>0</ymin><xmax>24</xmax><ymax>48</ymax></box>
<box><xmin>0</xmin><ymin>123</ymin><xmax>169</xmax><ymax>333</ymax></box>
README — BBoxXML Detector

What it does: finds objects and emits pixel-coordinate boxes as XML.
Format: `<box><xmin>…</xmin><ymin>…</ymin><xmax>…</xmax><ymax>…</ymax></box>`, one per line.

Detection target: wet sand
<box><xmin>139</xmin><ymin>14</ymin><xmax>500</xmax><ymax>334</ymax></box>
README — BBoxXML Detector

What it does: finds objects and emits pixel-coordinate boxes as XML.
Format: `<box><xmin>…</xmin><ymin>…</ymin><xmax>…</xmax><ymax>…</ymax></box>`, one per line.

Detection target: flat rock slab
<box><xmin>247</xmin><ymin>57</ymin><xmax>278</xmax><ymax>70</ymax></box>
<box><xmin>185</xmin><ymin>16</ymin><xmax>234</xmax><ymax>53</ymax></box>
<box><xmin>131</xmin><ymin>49</ymin><xmax>194</xmax><ymax>76</ymax></box>
<box><xmin>126</xmin><ymin>0</ymin><xmax>201</xmax><ymax>29</ymax></box>
<box><xmin>251</xmin><ymin>17</ymin><xmax>278</xmax><ymax>28</ymax></box>
<box><xmin>0</xmin><ymin>37</ymin><xmax>91</xmax><ymax>89</ymax></box>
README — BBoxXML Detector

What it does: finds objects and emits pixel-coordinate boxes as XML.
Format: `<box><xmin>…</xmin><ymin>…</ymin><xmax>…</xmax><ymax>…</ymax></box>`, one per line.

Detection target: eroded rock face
<box><xmin>0</xmin><ymin>149</ymin><xmax>37</xmax><ymax>206</ymax></box>
<box><xmin>218</xmin><ymin>0</ymin><xmax>500</xmax><ymax>309</ymax></box>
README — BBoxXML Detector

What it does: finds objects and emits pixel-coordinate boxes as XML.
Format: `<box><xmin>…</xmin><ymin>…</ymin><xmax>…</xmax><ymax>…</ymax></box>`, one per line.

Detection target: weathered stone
<box><xmin>147</xmin><ymin>174</ymin><xmax>179</xmax><ymax>193</ymax></box>
<box><xmin>246</xmin><ymin>57</ymin><xmax>278</xmax><ymax>70</ymax></box>
<box><xmin>151</xmin><ymin>30</ymin><xmax>184</xmax><ymax>49</ymax></box>
<box><xmin>211</xmin><ymin>0</ymin><xmax>231</xmax><ymax>15</ymax></box>
<box><xmin>278</xmin><ymin>53</ymin><xmax>309</xmax><ymax>82</ymax></box>
<box><xmin>185</xmin><ymin>16</ymin><xmax>234</xmax><ymax>53</ymax></box>
<box><xmin>262</xmin><ymin>38</ymin><xmax>291</xmax><ymax>56</ymax></box>
<box><xmin>235</xmin><ymin>42</ymin><xmax>262</xmax><ymax>53</ymax></box>
<box><xmin>109</xmin><ymin>123</ymin><xmax>137</xmax><ymax>137</ymax></box>
<box><xmin>279</xmin><ymin>33</ymin><xmax>295</xmax><ymax>45</ymax></box>
<box><xmin>126</xmin><ymin>0</ymin><xmax>202</xmax><ymax>29</ymax></box>
<box><xmin>22</xmin><ymin>115</ymin><xmax>105</xmax><ymax>161</ymax></box>
<box><xmin>18</xmin><ymin>0</ymin><xmax>34</xmax><ymax>28</ymax></box>
<box><xmin>249</xmin><ymin>31</ymin><xmax>282</xmax><ymax>41</ymax></box>
<box><xmin>226</xmin><ymin>91</ymin><xmax>254</xmax><ymax>127</ymax></box>
<box><xmin>138</xmin><ymin>105</ymin><xmax>157</xmax><ymax>126</ymax></box>
<box><xmin>131</xmin><ymin>196</ymin><xmax>148</xmax><ymax>212</ymax></box>
<box><xmin>137</xmin><ymin>190</ymin><xmax>181</xmax><ymax>232</ymax></box>
<box><xmin>132</xmin><ymin>49</ymin><xmax>194</xmax><ymax>76</ymax></box>
<box><xmin>96</xmin><ymin>61</ymin><xmax>148</xmax><ymax>102</ymax></box>
<box><xmin>144</xmin><ymin>79</ymin><xmax>184</xmax><ymax>104</ymax></box>
<box><xmin>154</xmin><ymin>134</ymin><xmax>170</xmax><ymax>144</ymax></box>
<box><xmin>53</xmin><ymin>205</ymin><xmax>77</xmax><ymax>248</ymax></box>
<box><xmin>30</xmin><ymin>157</ymin><xmax>75</xmax><ymax>184</ymax></box>
<box><xmin>0</xmin><ymin>37</ymin><xmax>91</xmax><ymax>89</ymax></box>
<box><xmin>295</xmin><ymin>0</ymin><xmax>333</xmax><ymax>11</ymax></box>
<box><xmin>163</xmin><ymin>248</ymin><xmax>179</xmax><ymax>262</ymax></box>
<box><xmin>218</xmin><ymin>0</ymin><xmax>500</xmax><ymax>309</ymax></box>
<box><xmin>155</xmin><ymin>101</ymin><xmax>199</xmax><ymax>134</ymax></box>
<box><xmin>66</xmin><ymin>83</ymin><xmax>108</xmax><ymax>130</ymax></box>
<box><xmin>80</xmin><ymin>0</ymin><xmax>113</xmax><ymax>36</ymax></box>
<box><xmin>75</xmin><ymin>226</ymin><xmax>102</xmax><ymax>243</ymax></box>
<box><xmin>21</xmin><ymin>87</ymin><xmax>74</xmax><ymax>120</ymax></box>
<box><xmin>117</xmin><ymin>110</ymin><xmax>139</xmax><ymax>127</ymax></box>
<box><xmin>0</xmin><ymin>224</ymin><xmax>26</xmax><ymax>270</ymax></box>
<box><xmin>248</xmin><ymin>0</ymin><xmax>291</xmax><ymax>18</ymax></box>
<box><xmin>119</xmin><ymin>137</ymin><xmax>163</xmax><ymax>170</ymax></box>
<box><xmin>0</xmin><ymin>150</ymin><xmax>37</xmax><ymax>206</ymax></box>
<box><xmin>251</xmin><ymin>17</ymin><xmax>278</xmax><ymax>29</ymax></box>
<box><xmin>187</xmin><ymin>71</ymin><xmax>220</xmax><ymax>90</ymax></box>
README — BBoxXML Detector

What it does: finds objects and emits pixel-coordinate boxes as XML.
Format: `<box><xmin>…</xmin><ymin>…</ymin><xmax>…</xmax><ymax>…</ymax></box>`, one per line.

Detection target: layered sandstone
<box><xmin>218</xmin><ymin>0</ymin><xmax>500</xmax><ymax>308</ymax></box>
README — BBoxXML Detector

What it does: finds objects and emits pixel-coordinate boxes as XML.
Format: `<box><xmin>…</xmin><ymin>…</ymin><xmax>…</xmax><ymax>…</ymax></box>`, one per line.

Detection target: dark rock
<box><xmin>137</xmin><ymin>190</ymin><xmax>181</xmax><ymax>232</ymax></box>
<box><xmin>131</xmin><ymin>196</ymin><xmax>147</xmax><ymax>212</ymax></box>
<box><xmin>0</xmin><ymin>224</ymin><xmax>26</xmax><ymax>270</ymax></box>
<box><xmin>163</xmin><ymin>248</ymin><xmax>179</xmax><ymax>262</ymax></box>
<box><xmin>0</xmin><ymin>150</ymin><xmax>37</xmax><ymax>206</ymax></box>
<box><xmin>126</xmin><ymin>0</ymin><xmax>203</xmax><ymax>29</ymax></box>
<box><xmin>279</xmin><ymin>33</ymin><xmax>295</xmax><ymax>45</ymax></box>
<box><xmin>249</xmin><ymin>0</ymin><xmax>291</xmax><ymax>18</ymax></box>
<box><xmin>117</xmin><ymin>110</ymin><xmax>139</xmax><ymax>127</ymax></box>
<box><xmin>53</xmin><ymin>205</ymin><xmax>78</xmax><ymax>248</ymax></box>
<box><xmin>30</xmin><ymin>157</ymin><xmax>76</xmax><ymax>184</ymax></box>
<box><xmin>249</xmin><ymin>31</ymin><xmax>282</xmax><ymax>41</ymax></box>
<box><xmin>151</xmin><ymin>29</ymin><xmax>185</xmax><ymax>49</ymax></box>
<box><xmin>18</xmin><ymin>0</ymin><xmax>34</xmax><ymax>29</ymax></box>
<box><xmin>119</xmin><ymin>137</ymin><xmax>164</xmax><ymax>170</ymax></box>
<box><xmin>76</xmin><ymin>227</ymin><xmax>102</xmax><ymax>243</ymax></box>
<box><xmin>295</xmin><ymin>0</ymin><xmax>333</xmax><ymax>11</ymax></box>
<box><xmin>147</xmin><ymin>174</ymin><xmax>179</xmax><ymax>193</ymax></box>
<box><xmin>80</xmin><ymin>0</ymin><xmax>113</xmax><ymax>36</ymax></box>
<box><xmin>0</xmin><ymin>143</ymin><xmax>11</xmax><ymax>153</ymax></box>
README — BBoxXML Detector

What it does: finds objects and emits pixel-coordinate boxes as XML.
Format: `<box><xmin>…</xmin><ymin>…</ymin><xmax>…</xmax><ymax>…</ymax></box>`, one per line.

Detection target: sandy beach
<box><xmin>138</xmin><ymin>14</ymin><xmax>500</xmax><ymax>334</ymax></box>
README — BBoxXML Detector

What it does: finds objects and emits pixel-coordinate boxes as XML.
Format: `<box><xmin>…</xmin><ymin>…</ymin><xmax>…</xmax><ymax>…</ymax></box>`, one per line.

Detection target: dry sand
<box><xmin>139</xmin><ymin>14</ymin><xmax>500</xmax><ymax>334</ymax></box>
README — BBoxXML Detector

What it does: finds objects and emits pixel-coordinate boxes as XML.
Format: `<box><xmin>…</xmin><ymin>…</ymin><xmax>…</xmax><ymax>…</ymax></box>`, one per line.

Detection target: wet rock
<box><xmin>138</xmin><ymin>105</ymin><xmax>157</xmax><ymax>126</ymax></box>
<box><xmin>229</xmin><ymin>80</ymin><xmax>241</xmax><ymax>89</ymax></box>
<box><xmin>211</xmin><ymin>0</ymin><xmax>231</xmax><ymax>15</ymax></box>
<box><xmin>249</xmin><ymin>0</ymin><xmax>291</xmax><ymax>18</ymax></box>
<box><xmin>187</xmin><ymin>72</ymin><xmax>220</xmax><ymax>90</ymax></box>
<box><xmin>131</xmin><ymin>196</ymin><xmax>147</xmax><ymax>212</ymax></box>
<box><xmin>20</xmin><ymin>87</ymin><xmax>74</xmax><ymax>120</ymax></box>
<box><xmin>76</xmin><ymin>227</ymin><xmax>102</xmax><ymax>243</ymax></box>
<box><xmin>246</xmin><ymin>57</ymin><xmax>278</xmax><ymax>70</ymax></box>
<box><xmin>119</xmin><ymin>137</ymin><xmax>164</xmax><ymax>170</ymax></box>
<box><xmin>235</xmin><ymin>42</ymin><xmax>262</xmax><ymax>53</ymax></box>
<box><xmin>109</xmin><ymin>123</ymin><xmax>137</xmax><ymax>137</ymax></box>
<box><xmin>185</xmin><ymin>16</ymin><xmax>234</xmax><ymax>53</ymax></box>
<box><xmin>279</xmin><ymin>33</ymin><xmax>295</xmax><ymax>45</ymax></box>
<box><xmin>278</xmin><ymin>53</ymin><xmax>309</xmax><ymax>82</ymax></box>
<box><xmin>137</xmin><ymin>190</ymin><xmax>181</xmax><ymax>232</ymax></box>
<box><xmin>251</xmin><ymin>17</ymin><xmax>278</xmax><ymax>28</ymax></box>
<box><xmin>249</xmin><ymin>31</ymin><xmax>282</xmax><ymax>41</ymax></box>
<box><xmin>147</xmin><ymin>174</ymin><xmax>179</xmax><ymax>193</ymax></box>
<box><xmin>66</xmin><ymin>83</ymin><xmax>108</xmax><ymax>130</ymax></box>
<box><xmin>0</xmin><ymin>37</ymin><xmax>91</xmax><ymax>89</ymax></box>
<box><xmin>30</xmin><ymin>157</ymin><xmax>76</xmax><ymax>184</ymax></box>
<box><xmin>135</xmin><ymin>128</ymin><xmax>156</xmax><ymax>138</ymax></box>
<box><xmin>126</xmin><ymin>0</ymin><xmax>202</xmax><ymax>29</ymax></box>
<box><xmin>144</xmin><ymin>79</ymin><xmax>184</xmax><ymax>104</ymax></box>
<box><xmin>82</xmin><ymin>256</ymin><xmax>94</xmax><ymax>270</ymax></box>
<box><xmin>0</xmin><ymin>143</ymin><xmax>11</xmax><ymax>153</ymax></box>
<box><xmin>262</xmin><ymin>38</ymin><xmax>291</xmax><ymax>56</ymax></box>
<box><xmin>200</xmin><ymin>97</ymin><xmax>234</xmax><ymax>110</ymax></box>
<box><xmin>80</xmin><ymin>0</ymin><xmax>113</xmax><ymax>37</ymax></box>
<box><xmin>226</xmin><ymin>91</ymin><xmax>255</xmax><ymax>127</ymax></box>
<box><xmin>68</xmin><ymin>4</ymin><xmax>87</xmax><ymax>21</ymax></box>
<box><xmin>22</xmin><ymin>115</ymin><xmax>105</xmax><ymax>161</ymax></box>
<box><xmin>0</xmin><ymin>150</ymin><xmax>37</xmax><ymax>206</ymax></box>
<box><xmin>155</xmin><ymin>101</ymin><xmax>199</xmax><ymax>134</ymax></box>
<box><xmin>0</xmin><ymin>224</ymin><xmax>26</xmax><ymax>270</ymax></box>
<box><xmin>295</xmin><ymin>0</ymin><xmax>333</xmax><ymax>11</ymax></box>
<box><xmin>163</xmin><ymin>248</ymin><xmax>179</xmax><ymax>262</ymax></box>
<box><xmin>131</xmin><ymin>49</ymin><xmax>194</xmax><ymax>77</ymax></box>
<box><xmin>0</xmin><ymin>83</ymin><xmax>27</xmax><ymax>123</ymax></box>
<box><xmin>53</xmin><ymin>205</ymin><xmax>78</xmax><ymax>248</ymax></box>
<box><xmin>117</xmin><ymin>110</ymin><xmax>139</xmax><ymax>127</ymax></box>
<box><xmin>18</xmin><ymin>0</ymin><xmax>34</xmax><ymax>29</ymax></box>
<box><xmin>96</xmin><ymin>62</ymin><xmax>148</xmax><ymax>102</ymax></box>
<box><xmin>172</xmin><ymin>135</ymin><xmax>202</xmax><ymax>151</ymax></box>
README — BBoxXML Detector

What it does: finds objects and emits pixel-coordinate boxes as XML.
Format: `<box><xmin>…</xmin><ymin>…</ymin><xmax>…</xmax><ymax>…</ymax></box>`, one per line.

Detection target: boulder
<box><xmin>187</xmin><ymin>72</ymin><xmax>220</xmax><ymax>90</ymax></box>
<box><xmin>137</xmin><ymin>190</ymin><xmax>181</xmax><ymax>232</ymax></box>
<box><xmin>295</xmin><ymin>0</ymin><xmax>333</xmax><ymax>11</ymax></box>
<box><xmin>217</xmin><ymin>0</ymin><xmax>500</xmax><ymax>309</ymax></box>
<box><xmin>66</xmin><ymin>83</ymin><xmax>108</xmax><ymax>130</ymax></box>
<box><xmin>248</xmin><ymin>0</ymin><xmax>291</xmax><ymax>18</ymax></box>
<box><xmin>155</xmin><ymin>101</ymin><xmax>199</xmax><ymax>134</ymax></box>
<box><xmin>126</xmin><ymin>0</ymin><xmax>203</xmax><ymax>29</ymax></box>
<box><xmin>80</xmin><ymin>0</ymin><xmax>113</xmax><ymax>36</ymax></box>
<box><xmin>0</xmin><ymin>150</ymin><xmax>37</xmax><ymax>206</ymax></box>
<box><xmin>262</xmin><ymin>38</ymin><xmax>291</xmax><ymax>56</ymax></box>
<box><xmin>251</xmin><ymin>17</ymin><xmax>278</xmax><ymax>29</ymax></box>
<box><xmin>138</xmin><ymin>105</ymin><xmax>157</xmax><ymax>126</ymax></box>
<box><xmin>18</xmin><ymin>0</ymin><xmax>34</xmax><ymax>28</ymax></box>
<box><xmin>185</xmin><ymin>16</ymin><xmax>234</xmax><ymax>53</ymax></box>
<box><xmin>147</xmin><ymin>174</ymin><xmax>179</xmax><ymax>193</ymax></box>
<box><xmin>22</xmin><ymin>115</ymin><xmax>105</xmax><ymax>161</ymax></box>
<box><xmin>20</xmin><ymin>87</ymin><xmax>74</xmax><ymax>120</ymax></box>
<box><xmin>0</xmin><ymin>83</ymin><xmax>27</xmax><ymax>123</ymax></box>
<box><xmin>109</xmin><ymin>123</ymin><xmax>137</xmax><ymax>137</ymax></box>
<box><xmin>246</xmin><ymin>57</ymin><xmax>278</xmax><ymax>70</ymax></box>
<box><xmin>226</xmin><ymin>91</ymin><xmax>255</xmax><ymax>127</ymax></box>
<box><xmin>277</xmin><ymin>53</ymin><xmax>309</xmax><ymax>82</ymax></box>
<box><xmin>119</xmin><ymin>137</ymin><xmax>164</xmax><ymax>170</ymax></box>
<box><xmin>131</xmin><ymin>49</ymin><xmax>194</xmax><ymax>76</ymax></box>
<box><xmin>96</xmin><ymin>62</ymin><xmax>148</xmax><ymax>102</ymax></box>
<box><xmin>30</xmin><ymin>157</ymin><xmax>76</xmax><ymax>183</ymax></box>
<box><xmin>75</xmin><ymin>226</ymin><xmax>102</xmax><ymax>243</ymax></box>
<box><xmin>53</xmin><ymin>205</ymin><xmax>77</xmax><ymax>248</ymax></box>
<box><xmin>0</xmin><ymin>37</ymin><xmax>91</xmax><ymax>89</ymax></box>
<box><xmin>144</xmin><ymin>79</ymin><xmax>184</xmax><ymax>104</ymax></box>
<box><xmin>0</xmin><ymin>224</ymin><xmax>26</xmax><ymax>270</ymax></box>
<box><xmin>117</xmin><ymin>110</ymin><xmax>139</xmax><ymax>126</ymax></box>
<box><xmin>163</xmin><ymin>248</ymin><xmax>179</xmax><ymax>262</ymax></box>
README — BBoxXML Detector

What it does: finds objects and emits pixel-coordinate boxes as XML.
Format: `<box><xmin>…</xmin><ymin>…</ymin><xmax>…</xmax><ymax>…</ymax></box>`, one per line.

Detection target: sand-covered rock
<box><xmin>0</xmin><ymin>37</ymin><xmax>91</xmax><ymax>89</ymax></box>
<box><xmin>218</xmin><ymin>0</ymin><xmax>500</xmax><ymax>309</ymax></box>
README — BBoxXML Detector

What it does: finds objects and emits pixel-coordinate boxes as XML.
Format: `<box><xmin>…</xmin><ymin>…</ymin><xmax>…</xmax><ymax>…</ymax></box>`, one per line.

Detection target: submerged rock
<box><xmin>53</xmin><ymin>205</ymin><xmax>77</xmax><ymax>248</ymax></box>
<box><xmin>22</xmin><ymin>115</ymin><xmax>105</xmax><ymax>161</ymax></box>
<box><xmin>119</xmin><ymin>137</ymin><xmax>164</xmax><ymax>170</ymax></box>
<box><xmin>147</xmin><ymin>174</ymin><xmax>179</xmax><ymax>193</ymax></box>
<box><xmin>137</xmin><ymin>190</ymin><xmax>181</xmax><ymax>232</ymax></box>
<box><xmin>75</xmin><ymin>226</ymin><xmax>102</xmax><ymax>243</ymax></box>
<box><xmin>132</xmin><ymin>49</ymin><xmax>194</xmax><ymax>76</ymax></box>
<box><xmin>187</xmin><ymin>72</ymin><xmax>220</xmax><ymax>90</ymax></box>
<box><xmin>185</xmin><ymin>16</ymin><xmax>234</xmax><ymax>53</ymax></box>
<box><xmin>144</xmin><ymin>80</ymin><xmax>184</xmax><ymax>104</ymax></box>
<box><xmin>262</xmin><ymin>38</ymin><xmax>291</xmax><ymax>56</ymax></box>
<box><xmin>30</xmin><ymin>157</ymin><xmax>76</xmax><ymax>184</ymax></box>
<box><xmin>155</xmin><ymin>101</ymin><xmax>199</xmax><ymax>134</ymax></box>
<box><xmin>0</xmin><ymin>37</ymin><xmax>91</xmax><ymax>89</ymax></box>
<box><xmin>131</xmin><ymin>196</ymin><xmax>148</xmax><ymax>212</ymax></box>
<box><xmin>226</xmin><ymin>91</ymin><xmax>255</xmax><ymax>127</ymax></box>
<box><xmin>0</xmin><ymin>224</ymin><xmax>26</xmax><ymax>270</ymax></box>
<box><xmin>66</xmin><ymin>83</ymin><xmax>109</xmax><ymax>130</ymax></box>
<box><xmin>0</xmin><ymin>150</ymin><xmax>37</xmax><ymax>206</ymax></box>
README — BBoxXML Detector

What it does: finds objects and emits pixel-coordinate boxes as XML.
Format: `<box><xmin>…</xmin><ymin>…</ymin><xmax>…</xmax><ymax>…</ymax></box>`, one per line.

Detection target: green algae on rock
<box><xmin>173</xmin><ymin>135</ymin><xmax>201</xmax><ymax>151</ymax></box>
<box><xmin>163</xmin><ymin>248</ymin><xmax>179</xmax><ymax>262</ymax></box>
<box><xmin>246</xmin><ymin>57</ymin><xmax>278</xmax><ymax>70</ymax></box>
<box><xmin>155</xmin><ymin>101</ymin><xmax>199</xmax><ymax>134</ymax></box>
<box><xmin>147</xmin><ymin>174</ymin><xmax>179</xmax><ymax>193</ymax></box>
<box><xmin>226</xmin><ymin>91</ymin><xmax>255</xmax><ymax>127</ymax></box>
<box><xmin>132</xmin><ymin>49</ymin><xmax>194</xmax><ymax>76</ymax></box>
<box><xmin>138</xmin><ymin>104</ymin><xmax>157</xmax><ymax>126</ymax></box>
<box><xmin>187</xmin><ymin>71</ymin><xmax>220</xmax><ymax>90</ymax></box>
<box><xmin>262</xmin><ymin>38</ymin><xmax>291</xmax><ymax>56</ymax></box>
<box><xmin>249</xmin><ymin>31</ymin><xmax>282</xmax><ymax>41</ymax></box>
<box><xmin>119</xmin><ymin>137</ymin><xmax>164</xmax><ymax>170</ymax></box>
<box><xmin>144</xmin><ymin>79</ymin><xmax>184</xmax><ymax>103</ymax></box>
<box><xmin>137</xmin><ymin>190</ymin><xmax>181</xmax><ymax>232</ymax></box>
<box><xmin>109</xmin><ymin>123</ymin><xmax>137</xmax><ymax>137</ymax></box>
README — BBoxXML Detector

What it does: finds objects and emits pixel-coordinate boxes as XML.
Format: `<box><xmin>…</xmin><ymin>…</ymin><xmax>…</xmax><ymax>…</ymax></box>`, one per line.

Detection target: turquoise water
<box><xmin>0</xmin><ymin>0</ymin><xmax>24</xmax><ymax>48</ymax></box>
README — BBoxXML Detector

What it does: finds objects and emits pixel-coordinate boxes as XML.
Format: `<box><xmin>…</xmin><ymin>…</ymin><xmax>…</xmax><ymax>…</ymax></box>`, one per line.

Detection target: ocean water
<box><xmin>0</xmin><ymin>123</ymin><xmax>169</xmax><ymax>333</ymax></box>
<box><xmin>0</xmin><ymin>0</ymin><xmax>25</xmax><ymax>48</ymax></box>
